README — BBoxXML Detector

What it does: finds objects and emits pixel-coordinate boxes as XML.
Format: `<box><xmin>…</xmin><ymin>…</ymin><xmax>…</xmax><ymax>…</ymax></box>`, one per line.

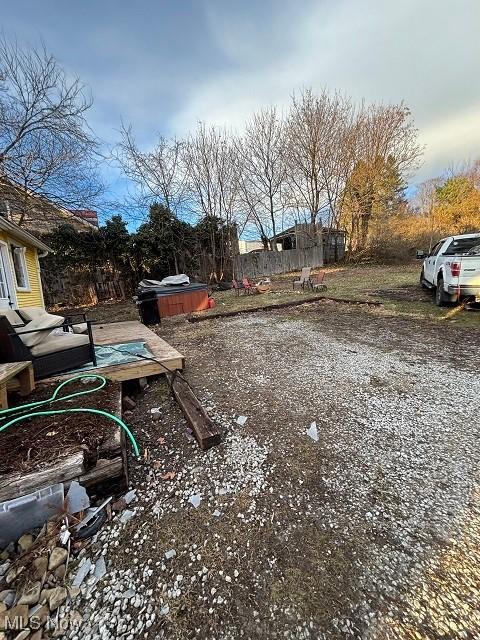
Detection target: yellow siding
<box><xmin>0</xmin><ymin>229</ymin><xmax>45</xmax><ymax>309</ymax></box>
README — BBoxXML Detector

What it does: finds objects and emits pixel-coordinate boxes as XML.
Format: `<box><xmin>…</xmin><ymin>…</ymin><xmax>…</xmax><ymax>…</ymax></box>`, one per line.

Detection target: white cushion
<box><xmin>72</xmin><ymin>322</ymin><xmax>88</xmax><ymax>334</ymax></box>
<box><xmin>31</xmin><ymin>333</ymin><xmax>90</xmax><ymax>357</ymax></box>
<box><xmin>17</xmin><ymin>313</ymin><xmax>65</xmax><ymax>348</ymax></box>
<box><xmin>18</xmin><ymin>307</ymin><xmax>48</xmax><ymax>323</ymax></box>
<box><xmin>0</xmin><ymin>309</ymin><xmax>24</xmax><ymax>327</ymax></box>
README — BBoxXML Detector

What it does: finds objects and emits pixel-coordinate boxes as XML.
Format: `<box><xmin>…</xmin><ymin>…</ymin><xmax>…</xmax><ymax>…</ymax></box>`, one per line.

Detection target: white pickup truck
<box><xmin>420</xmin><ymin>233</ymin><xmax>480</xmax><ymax>306</ymax></box>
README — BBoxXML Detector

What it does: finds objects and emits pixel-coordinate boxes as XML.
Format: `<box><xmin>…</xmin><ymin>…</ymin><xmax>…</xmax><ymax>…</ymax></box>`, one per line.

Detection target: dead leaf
<box><xmin>46</xmin><ymin>431</ymin><xmax>58</xmax><ymax>437</ymax></box>
<box><xmin>152</xmin><ymin>461</ymin><xmax>162</xmax><ymax>470</ymax></box>
<box><xmin>157</xmin><ymin>437</ymin><xmax>167</xmax><ymax>445</ymax></box>
<box><xmin>160</xmin><ymin>471</ymin><xmax>176</xmax><ymax>481</ymax></box>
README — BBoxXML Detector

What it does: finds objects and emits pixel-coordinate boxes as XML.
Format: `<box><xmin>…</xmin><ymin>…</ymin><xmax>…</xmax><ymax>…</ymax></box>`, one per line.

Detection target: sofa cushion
<box><xmin>31</xmin><ymin>333</ymin><xmax>90</xmax><ymax>357</ymax></box>
<box><xmin>72</xmin><ymin>322</ymin><xmax>88</xmax><ymax>334</ymax></box>
<box><xmin>0</xmin><ymin>309</ymin><xmax>25</xmax><ymax>327</ymax></box>
<box><xmin>17</xmin><ymin>306</ymin><xmax>48</xmax><ymax>323</ymax></box>
<box><xmin>17</xmin><ymin>314</ymin><xmax>65</xmax><ymax>348</ymax></box>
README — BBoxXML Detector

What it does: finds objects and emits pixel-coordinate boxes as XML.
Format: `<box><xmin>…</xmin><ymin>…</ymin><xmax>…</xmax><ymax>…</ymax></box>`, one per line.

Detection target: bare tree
<box><xmin>115</xmin><ymin>125</ymin><xmax>187</xmax><ymax>219</ymax></box>
<box><xmin>286</xmin><ymin>88</ymin><xmax>357</xmax><ymax>257</ymax></box>
<box><xmin>184</xmin><ymin>123</ymin><xmax>240</xmax><ymax>279</ymax></box>
<box><xmin>236</xmin><ymin>107</ymin><xmax>287</xmax><ymax>250</ymax></box>
<box><xmin>0</xmin><ymin>37</ymin><xmax>102</xmax><ymax>225</ymax></box>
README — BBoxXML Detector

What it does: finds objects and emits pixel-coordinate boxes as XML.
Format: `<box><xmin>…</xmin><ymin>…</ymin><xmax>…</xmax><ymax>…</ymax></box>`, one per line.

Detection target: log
<box><xmin>169</xmin><ymin>374</ymin><xmax>221</xmax><ymax>451</ymax></box>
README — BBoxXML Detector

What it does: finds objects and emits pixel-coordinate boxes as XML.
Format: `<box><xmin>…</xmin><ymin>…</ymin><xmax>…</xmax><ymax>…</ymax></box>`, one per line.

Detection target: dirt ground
<box><xmin>65</xmin><ymin>298</ymin><xmax>480</xmax><ymax>640</ymax></box>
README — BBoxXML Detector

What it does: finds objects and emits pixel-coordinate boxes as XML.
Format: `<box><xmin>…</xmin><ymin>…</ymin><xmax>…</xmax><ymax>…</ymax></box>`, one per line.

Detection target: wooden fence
<box><xmin>233</xmin><ymin>245</ymin><xmax>324</xmax><ymax>279</ymax></box>
<box><xmin>42</xmin><ymin>268</ymin><xmax>128</xmax><ymax>308</ymax></box>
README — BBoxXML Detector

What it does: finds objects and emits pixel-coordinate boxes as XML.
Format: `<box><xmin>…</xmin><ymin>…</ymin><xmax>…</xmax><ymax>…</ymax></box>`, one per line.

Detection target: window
<box><xmin>10</xmin><ymin>245</ymin><xmax>29</xmax><ymax>290</ymax></box>
<box><xmin>430</xmin><ymin>242</ymin><xmax>443</xmax><ymax>256</ymax></box>
<box><xmin>443</xmin><ymin>237</ymin><xmax>480</xmax><ymax>256</ymax></box>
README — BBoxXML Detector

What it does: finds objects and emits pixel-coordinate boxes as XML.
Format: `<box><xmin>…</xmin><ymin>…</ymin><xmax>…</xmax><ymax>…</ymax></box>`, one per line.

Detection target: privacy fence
<box><xmin>42</xmin><ymin>267</ymin><xmax>128</xmax><ymax>308</ymax></box>
<box><xmin>233</xmin><ymin>245</ymin><xmax>324</xmax><ymax>279</ymax></box>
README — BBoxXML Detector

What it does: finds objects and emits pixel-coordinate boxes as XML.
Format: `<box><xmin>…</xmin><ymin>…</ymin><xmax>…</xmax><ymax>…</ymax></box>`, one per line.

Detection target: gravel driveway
<box><xmin>70</xmin><ymin>302</ymin><xmax>480</xmax><ymax>640</ymax></box>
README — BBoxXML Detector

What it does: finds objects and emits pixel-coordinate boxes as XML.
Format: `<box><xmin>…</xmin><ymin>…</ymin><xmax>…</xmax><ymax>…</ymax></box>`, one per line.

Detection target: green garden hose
<box><xmin>0</xmin><ymin>374</ymin><xmax>140</xmax><ymax>458</ymax></box>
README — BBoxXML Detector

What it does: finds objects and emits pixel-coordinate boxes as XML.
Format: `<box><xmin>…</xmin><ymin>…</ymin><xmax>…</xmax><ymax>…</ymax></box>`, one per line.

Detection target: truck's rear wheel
<box><xmin>435</xmin><ymin>277</ymin><xmax>450</xmax><ymax>306</ymax></box>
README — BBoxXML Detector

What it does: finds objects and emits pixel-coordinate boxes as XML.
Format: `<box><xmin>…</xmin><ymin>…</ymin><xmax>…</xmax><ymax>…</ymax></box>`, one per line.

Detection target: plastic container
<box><xmin>0</xmin><ymin>483</ymin><xmax>65</xmax><ymax>547</ymax></box>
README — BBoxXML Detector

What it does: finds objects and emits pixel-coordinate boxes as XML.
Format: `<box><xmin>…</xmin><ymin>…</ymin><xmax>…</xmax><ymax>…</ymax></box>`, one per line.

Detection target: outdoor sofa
<box><xmin>0</xmin><ymin>310</ymin><xmax>96</xmax><ymax>379</ymax></box>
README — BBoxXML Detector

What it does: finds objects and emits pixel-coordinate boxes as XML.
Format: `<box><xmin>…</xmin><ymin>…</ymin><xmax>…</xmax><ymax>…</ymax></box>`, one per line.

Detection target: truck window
<box><xmin>443</xmin><ymin>237</ymin><xmax>480</xmax><ymax>255</ymax></box>
<box><xmin>430</xmin><ymin>242</ymin><xmax>443</xmax><ymax>256</ymax></box>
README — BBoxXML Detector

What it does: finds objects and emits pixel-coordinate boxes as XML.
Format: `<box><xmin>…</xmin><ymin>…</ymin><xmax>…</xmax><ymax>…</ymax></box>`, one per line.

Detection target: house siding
<box><xmin>0</xmin><ymin>230</ymin><xmax>45</xmax><ymax>309</ymax></box>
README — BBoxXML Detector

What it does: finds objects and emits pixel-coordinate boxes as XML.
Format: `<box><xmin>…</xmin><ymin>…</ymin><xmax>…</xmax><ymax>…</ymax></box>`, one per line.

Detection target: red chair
<box><xmin>242</xmin><ymin>277</ymin><xmax>255</xmax><ymax>294</ymax></box>
<box><xmin>311</xmin><ymin>271</ymin><xmax>327</xmax><ymax>291</ymax></box>
<box><xmin>232</xmin><ymin>278</ymin><xmax>244</xmax><ymax>296</ymax></box>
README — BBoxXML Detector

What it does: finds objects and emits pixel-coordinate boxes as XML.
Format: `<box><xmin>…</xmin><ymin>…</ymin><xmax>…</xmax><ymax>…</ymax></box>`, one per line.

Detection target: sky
<box><xmin>2</xmin><ymin>0</ymin><xmax>480</xmax><ymax>223</ymax></box>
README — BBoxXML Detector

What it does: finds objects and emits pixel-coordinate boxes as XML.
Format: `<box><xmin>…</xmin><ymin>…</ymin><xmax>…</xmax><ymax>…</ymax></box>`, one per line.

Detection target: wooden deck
<box><xmin>89</xmin><ymin>321</ymin><xmax>185</xmax><ymax>382</ymax></box>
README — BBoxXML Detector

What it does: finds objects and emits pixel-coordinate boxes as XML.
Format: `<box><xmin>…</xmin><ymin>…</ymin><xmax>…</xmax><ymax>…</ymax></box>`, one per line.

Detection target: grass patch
<box><xmin>206</xmin><ymin>264</ymin><xmax>480</xmax><ymax>329</ymax></box>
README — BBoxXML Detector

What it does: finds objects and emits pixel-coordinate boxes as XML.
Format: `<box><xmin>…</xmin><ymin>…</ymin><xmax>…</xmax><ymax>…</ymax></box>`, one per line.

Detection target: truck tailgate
<box><xmin>446</xmin><ymin>257</ymin><xmax>480</xmax><ymax>286</ymax></box>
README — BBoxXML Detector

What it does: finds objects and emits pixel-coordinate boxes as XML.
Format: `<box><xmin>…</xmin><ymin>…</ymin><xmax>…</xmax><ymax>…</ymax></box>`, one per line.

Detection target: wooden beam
<box><xmin>169</xmin><ymin>374</ymin><xmax>221</xmax><ymax>451</ymax></box>
<box><xmin>79</xmin><ymin>457</ymin><xmax>125</xmax><ymax>487</ymax></box>
<box><xmin>17</xmin><ymin>364</ymin><xmax>35</xmax><ymax>397</ymax></box>
<box><xmin>0</xmin><ymin>385</ymin><xmax>8</xmax><ymax>411</ymax></box>
<box><xmin>0</xmin><ymin>451</ymin><xmax>85</xmax><ymax>502</ymax></box>
<box><xmin>188</xmin><ymin>295</ymin><xmax>382</xmax><ymax>323</ymax></box>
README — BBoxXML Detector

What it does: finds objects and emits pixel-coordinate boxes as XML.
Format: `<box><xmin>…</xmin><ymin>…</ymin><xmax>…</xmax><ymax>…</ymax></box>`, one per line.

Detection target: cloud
<box><xmin>417</xmin><ymin>105</ymin><xmax>480</xmax><ymax>181</ymax></box>
<box><xmin>3</xmin><ymin>0</ymin><xmax>480</xmax><ymax>188</ymax></box>
<box><xmin>169</xmin><ymin>0</ymin><xmax>480</xmax><ymax>183</ymax></box>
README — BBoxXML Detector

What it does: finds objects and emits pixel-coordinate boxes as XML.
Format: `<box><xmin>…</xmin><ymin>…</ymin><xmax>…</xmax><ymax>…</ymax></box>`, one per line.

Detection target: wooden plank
<box><xmin>0</xmin><ymin>451</ymin><xmax>85</xmax><ymax>502</ymax></box>
<box><xmin>170</xmin><ymin>374</ymin><xmax>221</xmax><ymax>451</ymax></box>
<box><xmin>188</xmin><ymin>295</ymin><xmax>382</xmax><ymax>323</ymax></box>
<box><xmin>17</xmin><ymin>364</ymin><xmax>35</xmax><ymax>397</ymax></box>
<box><xmin>92</xmin><ymin>356</ymin><xmax>184</xmax><ymax>382</ymax></box>
<box><xmin>79</xmin><ymin>457</ymin><xmax>125</xmax><ymax>488</ymax></box>
<box><xmin>0</xmin><ymin>385</ymin><xmax>8</xmax><ymax>410</ymax></box>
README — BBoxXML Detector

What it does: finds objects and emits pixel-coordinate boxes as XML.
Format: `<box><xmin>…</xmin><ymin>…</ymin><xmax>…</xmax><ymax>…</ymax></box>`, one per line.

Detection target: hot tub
<box><xmin>136</xmin><ymin>283</ymin><xmax>209</xmax><ymax>324</ymax></box>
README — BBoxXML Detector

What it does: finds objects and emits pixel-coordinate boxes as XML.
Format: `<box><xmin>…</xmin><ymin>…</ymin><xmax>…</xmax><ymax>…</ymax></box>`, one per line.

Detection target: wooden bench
<box><xmin>0</xmin><ymin>362</ymin><xmax>35</xmax><ymax>409</ymax></box>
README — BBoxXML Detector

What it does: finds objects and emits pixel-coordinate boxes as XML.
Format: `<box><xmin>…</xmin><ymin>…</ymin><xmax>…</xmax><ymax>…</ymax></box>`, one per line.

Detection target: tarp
<box><xmin>138</xmin><ymin>274</ymin><xmax>190</xmax><ymax>289</ymax></box>
<box><xmin>136</xmin><ymin>282</ymin><xmax>207</xmax><ymax>300</ymax></box>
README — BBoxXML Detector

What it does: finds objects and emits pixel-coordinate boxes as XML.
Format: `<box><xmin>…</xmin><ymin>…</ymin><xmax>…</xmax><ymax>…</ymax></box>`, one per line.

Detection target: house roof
<box><xmin>69</xmin><ymin>209</ymin><xmax>99</xmax><ymax>228</ymax></box>
<box><xmin>0</xmin><ymin>217</ymin><xmax>52</xmax><ymax>254</ymax></box>
<box><xmin>270</xmin><ymin>225</ymin><xmax>347</xmax><ymax>241</ymax></box>
<box><xmin>0</xmin><ymin>177</ymin><xmax>96</xmax><ymax>233</ymax></box>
